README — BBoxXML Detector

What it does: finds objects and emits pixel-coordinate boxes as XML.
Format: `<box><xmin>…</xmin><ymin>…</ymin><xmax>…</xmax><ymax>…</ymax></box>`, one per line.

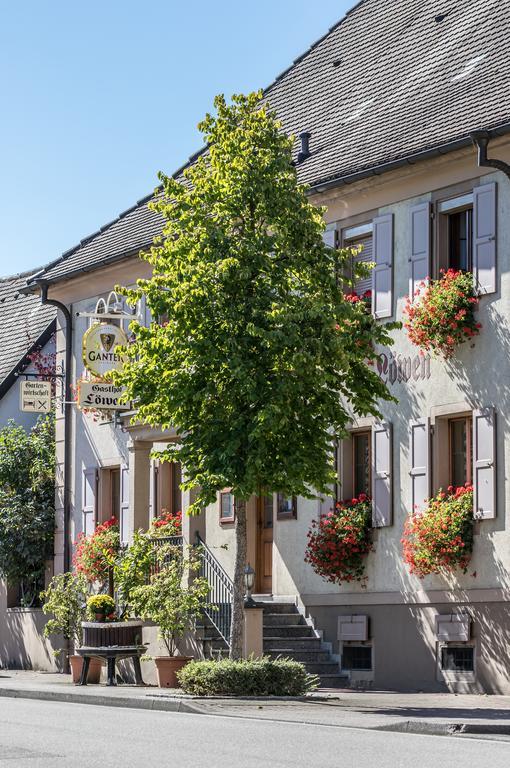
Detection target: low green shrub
<box><xmin>177</xmin><ymin>657</ymin><xmax>319</xmax><ymax>697</ymax></box>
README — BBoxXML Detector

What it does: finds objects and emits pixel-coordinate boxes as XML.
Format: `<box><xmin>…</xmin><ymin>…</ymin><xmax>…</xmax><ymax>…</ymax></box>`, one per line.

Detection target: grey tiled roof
<box><xmin>32</xmin><ymin>0</ymin><xmax>510</xmax><ymax>285</ymax></box>
<box><xmin>0</xmin><ymin>273</ymin><xmax>56</xmax><ymax>388</ymax></box>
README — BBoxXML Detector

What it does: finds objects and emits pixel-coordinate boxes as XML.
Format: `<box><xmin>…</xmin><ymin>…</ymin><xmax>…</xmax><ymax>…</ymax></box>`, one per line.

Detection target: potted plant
<box><xmin>403</xmin><ymin>269</ymin><xmax>481</xmax><ymax>358</ymax></box>
<box><xmin>40</xmin><ymin>572</ymin><xmax>102</xmax><ymax>684</ymax></box>
<box><xmin>129</xmin><ymin>547</ymin><xmax>210</xmax><ymax>688</ymax></box>
<box><xmin>402</xmin><ymin>484</ymin><xmax>475</xmax><ymax>577</ymax></box>
<box><xmin>305</xmin><ymin>494</ymin><xmax>373</xmax><ymax>585</ymax></box>
<box><xmin>86</xmin><ymin>594</ymin><xmax>116</xmax><ymax>622</ymax></box>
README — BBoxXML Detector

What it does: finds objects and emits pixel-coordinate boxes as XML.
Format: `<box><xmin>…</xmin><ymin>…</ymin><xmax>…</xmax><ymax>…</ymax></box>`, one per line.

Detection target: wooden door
<box><xmin>256</xmin><ymin>495</ymin><xmax>273</xmax><ymax>593</ymax></box>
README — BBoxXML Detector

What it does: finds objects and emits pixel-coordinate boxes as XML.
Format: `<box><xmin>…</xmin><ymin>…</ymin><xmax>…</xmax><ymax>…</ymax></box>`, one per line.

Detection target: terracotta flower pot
<box><xmin>69</xmin><ymin>654</ymin><xmax>102</xmax><ymax>684</ymax></box>
<box><xmin>154</xmin><ymin>656</ymin><xmax>192</xmax><ymax>688</ymax></box>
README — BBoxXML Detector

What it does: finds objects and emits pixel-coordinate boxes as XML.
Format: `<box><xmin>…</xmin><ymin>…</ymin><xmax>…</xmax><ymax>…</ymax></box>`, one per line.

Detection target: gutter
<box><xmin>307</xmin><ymin>122</ymin><xmax>510</xmax><ymax>195</ymax></box>
<box><xmin>35</xmin><ymin>280</ymin><xmax>73</xmax><ymax>575</ymax></box>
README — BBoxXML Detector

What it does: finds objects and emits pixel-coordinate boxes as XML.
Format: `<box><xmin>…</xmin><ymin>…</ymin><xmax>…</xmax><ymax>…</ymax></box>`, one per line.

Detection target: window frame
<box><xmin>219</xmin><ymin>489</ymin><xmax>235</xmax><ymax>525</ymax></box>
<box><xmin>341</xmin><ymin>644</ymin><xmax>373</xmax><ymax>671</ymax></box>
<box><xmin>352</xmin><ymin>430</ymin><xmax>372</xmax><ymax>499</ymax></box>
<box><xmin>276</xmin><ymin>493</ymin><xmax>297</xmax><ymax>520</ymax></box>
<box><xmin>448</xmin><ymin>416</ymin><xmax>473</xmax><ymax>489</ymax></box>
<box><xmin>432</xmin><ymin>182</ymin><xmax>476</xmax><ymax>279</ymax></box>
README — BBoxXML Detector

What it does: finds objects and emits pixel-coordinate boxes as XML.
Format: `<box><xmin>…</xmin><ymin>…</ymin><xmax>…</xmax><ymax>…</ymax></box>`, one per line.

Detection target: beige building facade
<box><xmin>5</xmin><ymin>0</ymin><xmax>510</xmax><ymax>690</ymax></box>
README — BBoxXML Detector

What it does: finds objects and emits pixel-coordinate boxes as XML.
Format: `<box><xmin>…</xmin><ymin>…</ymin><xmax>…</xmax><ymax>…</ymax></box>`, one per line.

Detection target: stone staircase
<box><xmin>200</xmin><ymin>599</ymin><xmax>348</xmax><ymax>689</ymax></box>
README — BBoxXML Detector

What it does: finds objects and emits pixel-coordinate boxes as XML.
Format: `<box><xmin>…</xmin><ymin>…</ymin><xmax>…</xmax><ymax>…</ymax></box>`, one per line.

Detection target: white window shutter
<box><xmin>409</xmin><ymin>419</ymin><xmax>430</xmax><ymax>513</ymax></box>
<box><xmin>372</xmin><ymin>422</ymin><xmax>392</xmax><ymax>527</ymax></box>
<box><xmin>409</xmin><ymin>202</ymin><xmax>431</xmax><ymax>299</ymax></box>
<box><xmin>372</xmin><ymin>214</ymin><xmax>393</xmax><ymax>318</ymax></box>
<box><xmin>120</xmin><ymin>465</ymin><xmax>130</xmax><ymax>544</ymax></box>
<box><xmin>473</xmin><ymin>408</ymin><xmax>496</xmax><ymax>519</ymax></box>
<box><xmin>473</xmin><ymin>182</ymin><xmax>496</xmax><ymax>294</ymax></box>
<box><xmin>82</xmin><ymin>468</ymin><xmax>98</xmax><ymax>536</ymax></box>
<box><xmin>323</xmin><ymin>222</ymin><xmax>337</xmax><ymax>249</ymax></box>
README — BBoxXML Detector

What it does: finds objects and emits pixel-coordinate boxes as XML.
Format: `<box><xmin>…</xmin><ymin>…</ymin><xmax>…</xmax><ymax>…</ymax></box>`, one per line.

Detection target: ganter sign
<box><xmin>78</xmin><ymin>381</ymin><xmax>129</xmax><ymax>411</ymax></box>
<box><xmin>82</xmin><ymin>322</ymin><xmax>128</xmax><ymax>377</ymax></box>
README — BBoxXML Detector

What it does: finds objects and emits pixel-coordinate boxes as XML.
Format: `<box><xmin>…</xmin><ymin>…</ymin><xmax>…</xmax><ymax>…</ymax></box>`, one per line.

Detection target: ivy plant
<box><xmin>0</xmin><ymin>416</ymin><xmax>55</xmax><ymax>606</ymax></box>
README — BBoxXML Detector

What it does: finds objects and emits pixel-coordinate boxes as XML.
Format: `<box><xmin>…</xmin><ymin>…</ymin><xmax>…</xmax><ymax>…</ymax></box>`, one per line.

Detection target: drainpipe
<box><xmin>471</xmin><ymin>131</ymin><xmax>510</xmax><ymax>181</ymax></box>
<box><xmin>36</xmin><ymin>280</ymin><xmax>73</xmax><ymax>575</ymax></box>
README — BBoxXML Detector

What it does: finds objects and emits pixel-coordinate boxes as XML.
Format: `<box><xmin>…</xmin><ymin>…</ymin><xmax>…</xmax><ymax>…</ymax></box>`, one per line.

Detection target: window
<box><xmin>353</xmin><ymin>431</ymin><xmax>371</xmax><ymax>497</ymax></box>
<box><xmin>437</xmin><ymin>193</ymin><xmax>473</xmax><ymax>274</ymax></box>
<box><xmin>277</xmin><ymin>494</ymin><xmax>297</xmax><ymax>520</ymax></box>
<box><xmin>170</xmin><ymin>462</ymin><xmax>182</xmax><ymax>515</ymax></box>
<box><xmin>262</xmin><ymin>495</ymin><xmax>274</xmax><ymax>529</ymax></box>
<box><xmin>440</xmin><ymin>646</ymin><xmax>474</xmax><ymax>673</ymax></box>
<box><xmin>449</xmin><ymin>417</ymin><xmax>472</xmax><ymax>488</ymax></box>
<box><xmin>343</xmin><ymin>224</ymin><xmax>373</xmax><ymax>297</ymax></box>
<box><xmin>342</xmin><ymin>645</ymin><xmax>372</xmax><ymax>671</ymax></box>
<box><xmin>448</xmin><ymin>209</ymin><xmax>472</xmax><ymax>272</ymax></box>
<box><xmin>219</xmin><ymin>490</ymin><xmax>235</xmax><ymax>523</ymax></box>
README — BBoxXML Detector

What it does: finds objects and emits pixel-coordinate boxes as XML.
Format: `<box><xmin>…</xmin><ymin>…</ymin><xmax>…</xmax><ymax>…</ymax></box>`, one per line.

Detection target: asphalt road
<box><xmin>1</xmin><ymin>698</ymin><xmax>509</xmax><ymax>768</ymax></box>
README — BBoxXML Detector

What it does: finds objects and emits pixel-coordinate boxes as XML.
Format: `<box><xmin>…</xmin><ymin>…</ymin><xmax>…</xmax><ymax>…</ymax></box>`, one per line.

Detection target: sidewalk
<box><xmin>1</xmin><ymin>670</ymin><xmax>510</xmax><ymax>737</ymax></box>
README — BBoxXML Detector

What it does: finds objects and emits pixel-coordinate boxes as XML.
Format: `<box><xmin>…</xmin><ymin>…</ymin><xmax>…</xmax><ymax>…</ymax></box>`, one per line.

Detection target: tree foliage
<box><xmin>114</xmin><ymin>91</ymin><xmax>395</xmax><ymax>509</ymax></box>
<box><xmin>114</xmin><ymin>91</ymin><xmax>397</xmax><ymax>656</ymax></box>
<box><xmin>0</xmin><ymin>416</ymin><xmax>55</xmax><ymax>603</ymax></box>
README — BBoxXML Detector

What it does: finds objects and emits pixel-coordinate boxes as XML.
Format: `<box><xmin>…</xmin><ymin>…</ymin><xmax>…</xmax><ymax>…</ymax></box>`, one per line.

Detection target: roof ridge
<box><xmin>0</xmin><ymin>268</ymin><xmax>45</xmax><ymax>283</ymax></box>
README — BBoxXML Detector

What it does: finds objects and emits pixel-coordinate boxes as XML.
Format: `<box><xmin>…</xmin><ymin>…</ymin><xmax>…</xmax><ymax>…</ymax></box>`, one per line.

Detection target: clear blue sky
<box><xmin>0</xmin><ymin>1</ymin><xmax>352</xmax><ymax>277</ymax></box>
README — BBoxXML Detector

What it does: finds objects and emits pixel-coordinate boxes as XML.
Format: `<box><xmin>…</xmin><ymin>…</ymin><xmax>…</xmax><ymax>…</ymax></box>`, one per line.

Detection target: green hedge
<box><xmin>177</xmin><ymin>657</ymin><xmax>319</xmax><ymax>696</ymax></box>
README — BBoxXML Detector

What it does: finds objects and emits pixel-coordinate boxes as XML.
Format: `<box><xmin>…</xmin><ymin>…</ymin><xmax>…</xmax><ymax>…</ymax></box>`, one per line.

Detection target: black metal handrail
<box><xmin>195</xmin><ymin>533</ymin><xmax>233</xmax><ymax>647</ymax></box>
<box><xmin>150</xmin><ymin>535</ymin><xmax>184</xmax><ymax>575</ymax></box>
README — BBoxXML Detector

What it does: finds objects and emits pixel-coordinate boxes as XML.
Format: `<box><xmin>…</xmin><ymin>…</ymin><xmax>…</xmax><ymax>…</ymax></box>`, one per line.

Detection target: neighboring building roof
<box><xmin>30</xmin><ymin>0</ymin><xmax>510</xmax><ymax>286</ymax></box>
<box><xmin>0</xmin><ymin>272</ymin><xmax>56</xmax><ymax>396</ymax></box>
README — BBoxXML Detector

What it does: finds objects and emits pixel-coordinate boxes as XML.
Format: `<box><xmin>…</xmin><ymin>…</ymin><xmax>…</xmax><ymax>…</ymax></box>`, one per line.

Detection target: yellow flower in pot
<box><xmin>86</xmin><ymin>594</ymin><xmax>116</xmax><ymax>623</ymax></box>
<box><xmin>129</xmin><ymin>546</ymin><xmax>210</xmax><ymax>688</ymax></box>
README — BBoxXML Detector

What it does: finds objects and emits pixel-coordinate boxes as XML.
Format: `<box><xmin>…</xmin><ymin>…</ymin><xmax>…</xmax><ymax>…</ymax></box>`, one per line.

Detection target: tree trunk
<box><xmin>229</xmin><ymin>498</ymin><xmax>247</xmax><ymax>660</ymax></box>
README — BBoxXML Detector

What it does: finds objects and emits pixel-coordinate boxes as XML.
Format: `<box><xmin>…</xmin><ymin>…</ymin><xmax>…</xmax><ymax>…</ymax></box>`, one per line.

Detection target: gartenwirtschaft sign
<box><xmin>82</xmin><ymin>322</ymin><xmax>128</xmax><ymax>378</ymax></box>
<box><xmin>77</xmin><ymin>381</ymin><xmax>129</xmax><ymax>411</ymax></box>
<box><xmin>377</xmin><ymin>349</ymin><xmax>431</xmax><ymax>386</ymax></box>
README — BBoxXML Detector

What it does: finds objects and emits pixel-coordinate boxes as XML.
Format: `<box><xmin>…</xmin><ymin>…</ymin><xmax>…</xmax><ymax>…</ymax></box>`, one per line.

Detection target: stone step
<box><xmin>303</xmin><ymin>662</ymin><xmax>341</xmax><ymax>675</ymax></box>
<box><xmin>256</xmin><ymin>602</ymin><xmax>298</xmax><ymax>614</ymax></box>
<box><xmin>262</xmin><ymin>625</ymin><xmax>315</xmax><ymax>638</ymax></box>
<box><xmin>266</xmin><ymin>650</ymin><xmax>333</xmax><ymax>663</ymax></box>
<box><xmin>264</xmin><ymin>637</ymin><xmax>322</xmax><ymax>650</ymax></box>
<box><xmin>318</xmin><ymin>674</ymin><xmax>349</xmax><ymax>689</ymax></box>
<box><xmin>263</xmin><ymin>613</ymin><xmax>304</xmax><ymax>627</ymax></box>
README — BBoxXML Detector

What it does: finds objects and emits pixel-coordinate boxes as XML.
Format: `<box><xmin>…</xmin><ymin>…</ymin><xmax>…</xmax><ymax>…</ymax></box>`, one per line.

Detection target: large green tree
<box><xmin>115</xmin><ymin>92</ymin><xmax>396</xmax><ymax>657</ymax></box>
<box><xmin>0</xmin><ymin>416</ymin><xmax>55</xmax><ymax>606</ymax></box>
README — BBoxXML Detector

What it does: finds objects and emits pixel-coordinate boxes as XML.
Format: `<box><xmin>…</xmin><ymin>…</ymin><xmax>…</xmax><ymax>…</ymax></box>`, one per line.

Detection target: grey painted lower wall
<box><xmin>309</xmin><ymin>600</ymin><xmax>510</xmax><ymax>694</ymax></box>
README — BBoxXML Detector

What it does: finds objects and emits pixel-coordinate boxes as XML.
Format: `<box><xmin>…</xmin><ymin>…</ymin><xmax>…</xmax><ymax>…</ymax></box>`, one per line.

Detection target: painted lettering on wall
<box><xmin>377</xmin><ymin>349</ymin><xmax>431</xmax><ymax>386</ymax></box>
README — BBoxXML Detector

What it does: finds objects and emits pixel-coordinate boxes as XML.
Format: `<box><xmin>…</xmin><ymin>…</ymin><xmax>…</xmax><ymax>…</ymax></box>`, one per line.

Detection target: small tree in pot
<box><xmin>40</xmin><ymin>572</ymin><xmax>102</xmax><ymax>683</ymax></box>
<box><xmin>129</xmin><ymin>546</ymin><xmax>210</xmax><ymax>688</ymax></box>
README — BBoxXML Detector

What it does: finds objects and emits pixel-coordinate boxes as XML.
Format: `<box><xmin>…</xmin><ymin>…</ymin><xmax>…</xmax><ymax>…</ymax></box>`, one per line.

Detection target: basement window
<box><xmin>440</xmin><ymin>646</ymin><xmax>474</xmax><ymax>672</ymax></box>
<box><xmin>342</xmin><ymin>645</ymin><xmax>372</xmax><ymax>671</ymax></box>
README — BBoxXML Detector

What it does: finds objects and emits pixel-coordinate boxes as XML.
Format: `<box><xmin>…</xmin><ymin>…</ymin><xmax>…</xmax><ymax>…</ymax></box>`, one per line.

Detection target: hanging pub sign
<box><xmin>82</xmin><ymin>322</ymin><xmax>128</xmax><ymax>377</ymax></box>
<box><xmin>77</xmin><ymin>381</ymin><xmax>129</xmax><ymax>411</ymax></box>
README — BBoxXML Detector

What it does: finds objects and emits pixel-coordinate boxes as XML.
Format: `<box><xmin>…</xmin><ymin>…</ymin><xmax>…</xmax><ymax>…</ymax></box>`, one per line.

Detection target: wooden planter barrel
<box><xmin>81</xmin><ymin>620</ymin><xmax>144</xmax><ymax>648</ymax></box>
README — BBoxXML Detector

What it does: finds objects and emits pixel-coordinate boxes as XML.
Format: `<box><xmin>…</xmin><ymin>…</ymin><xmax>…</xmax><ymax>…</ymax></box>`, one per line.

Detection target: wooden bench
<box><xmin>76</xmin><ymin>646</ymin><xmax>146</xmax><ymax>686</ymax></box>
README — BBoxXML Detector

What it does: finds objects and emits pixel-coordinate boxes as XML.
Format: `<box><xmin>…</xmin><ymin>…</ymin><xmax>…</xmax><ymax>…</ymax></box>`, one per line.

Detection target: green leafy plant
<box><xmin>305</xmin><ymin>494</ymin><xmax>373</xmax><ymax>585</ymax></box>
<box><xmin>402</xmin><ymin>485</ymin><xmax>475</xmax><ymax>577</ymax></box>
<box><xmin>177</xmin><ymin>657</ymin><xmax>319</xmax><ymax>696</ymax></box>
<box><xmin>114</xmin><ymin>512</ymin><xmax>182</xmax><ymax>617</ymax></box>
<box><xmin>0</xmin><ymin>416</ymin><xmax>56</xmax><ymax>606</ymax></box>
<box><xmin>129</xmin><ymin>547</ymin><xmax>210</xmax><ymax>656</ymax></box>
<box><xmin>86</xmin><ymin>594</ymin><xmax>116</xmax><ymax>621</ymax></box>
<box><xmin>404</xmin><ymin>269</ymin><xmax>481</xmax><ymax>358</ymax></box>
<box><xmin>112</xmin><ymin>91</ymin><xmax>396</xmax><ymax>658</ymax></box>
<box><xmin>40</xmin><ymin>572</ymin><xmax>88</xmax><ymax>654</ymax></box>
<box><xmin>73</xmin><ymin>517</ymin><xmax>119</xmax><ymax>587</ymax></box>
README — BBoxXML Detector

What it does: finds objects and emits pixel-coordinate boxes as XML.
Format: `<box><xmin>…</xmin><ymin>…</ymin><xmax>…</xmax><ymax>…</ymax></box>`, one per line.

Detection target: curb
<box><xmin>1</xmin><ymin>686</ymin><xmax>509</xmax><ymax>737</ymax></box>
<box><xmin>0</xmin><ymin>687</ymin><xmax>205</xmax><ymax>716</ymax></box>
<box><xmin>374</xmin><ymin>720</ymin><xmax>510</xmax><ymax>737</ymax></box>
